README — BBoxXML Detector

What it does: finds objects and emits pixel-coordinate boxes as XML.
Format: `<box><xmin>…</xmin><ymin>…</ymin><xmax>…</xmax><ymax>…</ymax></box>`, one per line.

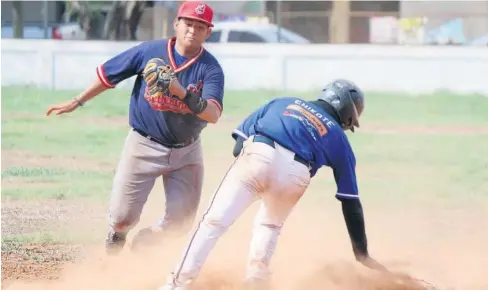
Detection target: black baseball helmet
<box><xmin>316</xmin><ymin>79</ymin><xmax>365</xmax><ymax>132</ymax></box>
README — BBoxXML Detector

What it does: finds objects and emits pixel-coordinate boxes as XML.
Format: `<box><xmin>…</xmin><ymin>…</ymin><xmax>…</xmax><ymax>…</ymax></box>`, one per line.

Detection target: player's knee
<box><xmin>259</xmin><ymin>223</ymin><xmax>283</xmax><ymax>232</ymax></box>
<box><xmin>203</xmin><ymin>216</ymin><xmax>231</xmax><ymax>234</ymax></box>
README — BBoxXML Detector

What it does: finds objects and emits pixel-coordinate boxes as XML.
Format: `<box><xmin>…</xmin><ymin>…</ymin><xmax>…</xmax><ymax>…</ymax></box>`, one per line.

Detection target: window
<box><xmin>351</xmin><ymin>1</ymin><xmax>399</xmax><ymax>12</ymax></box>
<box><xmin>228</xmin><ymin>31</ymin><xmax>266</xmax><ymax>43</ymax></box>
<box><xmin>206</xmin><ymin>31</ymin><xmax>221</xmax><ymax>43</ymax></box>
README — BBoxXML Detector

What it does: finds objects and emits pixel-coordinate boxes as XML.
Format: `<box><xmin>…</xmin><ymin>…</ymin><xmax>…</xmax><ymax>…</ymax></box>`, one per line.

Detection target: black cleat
<box><xmin>105</xmin><ymin>231</ymin><xmax>127</xmax><ymax>256</ymax></box>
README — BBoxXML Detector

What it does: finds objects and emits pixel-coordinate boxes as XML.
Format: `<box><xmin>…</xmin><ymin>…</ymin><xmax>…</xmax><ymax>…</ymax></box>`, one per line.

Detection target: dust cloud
<box><xmin>4</xmin><ymin>201</ymin><xmax>487</xmax><ymax>290</ymax></box>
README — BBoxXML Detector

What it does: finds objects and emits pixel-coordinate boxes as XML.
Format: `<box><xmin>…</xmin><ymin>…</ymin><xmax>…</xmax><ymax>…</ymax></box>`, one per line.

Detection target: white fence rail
<box><xmin>2</xmin><ymin>39</ymin><xmax>488</xmax><ymax>94</ymax></box>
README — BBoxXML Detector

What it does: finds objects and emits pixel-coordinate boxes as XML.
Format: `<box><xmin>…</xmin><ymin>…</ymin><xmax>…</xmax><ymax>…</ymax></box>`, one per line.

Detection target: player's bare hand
<box><xmin>169</xmin><ymin>78</ymin><xmax>186</xmax><ymax>99</ymax></box>
<box><xmin>46</xmin><ymin>99</ymin><xmax>81</xmax><ymax>116</ymax></box>
<box><xmin>358</xmin><ymin>256</ymin><xmax>389</xmax><ymax>272</ymax></box>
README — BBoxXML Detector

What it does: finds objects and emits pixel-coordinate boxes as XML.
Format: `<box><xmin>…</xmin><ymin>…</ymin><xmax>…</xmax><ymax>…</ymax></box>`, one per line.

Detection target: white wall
<box><xmin>2</xmin><ymin>39</ymin><xmax>488</xmax><ymax>94</ymax></box>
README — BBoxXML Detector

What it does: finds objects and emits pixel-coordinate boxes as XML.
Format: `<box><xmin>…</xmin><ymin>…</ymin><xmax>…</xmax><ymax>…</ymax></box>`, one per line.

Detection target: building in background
<box><xmin>1</xmin><ymin>1</ymin><xmax>114</xmax><ymax>39</ymax></box>
<box><xmin>1</xmin><ymin>1</ymin><xmax>64</xmax><ymax>38</ymax></box>
<box><xmin>2</xmin><ymin>0</ymin><xmax>487</xmax><ymax>45</ymax></box>
<box><xmin>264</xmin><ymin>0</ymin><xmax>487</xmax><ymax>45</ymax></box>
<box><xmin>400</xmin><ymin>1</ymin><xmax>488</xmax><ymax>45</ymax></box>
<box><xmin>1</xmin><ymin>1</ymin><xmax>63</xmax><ymax>25</ymax></box>
<box><xmin>264</xmin><ymin>1</ymin><xmax>400</xmax><ymax>44</ymax></box>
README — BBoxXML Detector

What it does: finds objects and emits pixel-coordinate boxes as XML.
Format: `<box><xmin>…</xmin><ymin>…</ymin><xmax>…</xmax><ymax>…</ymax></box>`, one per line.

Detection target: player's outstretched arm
<box><xmin>341</xmin><ymin>198</ymin><xmax>388</xmax><ymax>272</ymax></box>
<box><xmin>341</xmin><ymin>198</ymin><xmax>368</xmax><ymax>258</ymax></box>
<box><xmin>46</xmin><ymin>78</ymin><xmax>108</xmax><ymax>116</ymax></box>
<box><xmin>47</xmin><ymin>42</ymin><xmax>146</xmax><ymax>117</ymax></box>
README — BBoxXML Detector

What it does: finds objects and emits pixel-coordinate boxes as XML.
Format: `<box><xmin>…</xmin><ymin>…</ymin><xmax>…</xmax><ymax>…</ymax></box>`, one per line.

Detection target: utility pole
<box><xmin>330</xmin><ymin>0</ymin><xmax>350</xmax><ymax>44</ymax></box>
<box><xmin>276</xmin><ymin>0</ymin><xmax>282</xmax><ymax>42</ymax></box>
<box><xmin>12</xmin><ymin>1</ymin><xmax>24</xmax><ymax>39</ymax></box>
<box><xmin>43</xmin><ymin>0</ymin><xmax>49</xmax><ymax>39</ymax></box>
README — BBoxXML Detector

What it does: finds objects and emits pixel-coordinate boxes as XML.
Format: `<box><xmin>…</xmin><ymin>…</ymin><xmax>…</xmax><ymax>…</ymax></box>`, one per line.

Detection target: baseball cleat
<box><xmin>105</xmin><ymin>231</ymin><xmax>126</xmax><ymax>256</ymax></box>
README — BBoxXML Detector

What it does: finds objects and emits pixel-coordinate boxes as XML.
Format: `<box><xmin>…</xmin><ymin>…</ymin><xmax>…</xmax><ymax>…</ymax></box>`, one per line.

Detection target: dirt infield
<box><xmin>1</xmin><ymin>243</ymin><xmax>84</xmax><ymax>284</ymax></box>
<box><xmin>2</xmin><ymin>123</ymin><xmax>487</xmax><ymax>290</ymax></box>
<box><xmin>2</xmin><ymin>198</ymin><xmax>488</xmax><ymax>290</ymax></box>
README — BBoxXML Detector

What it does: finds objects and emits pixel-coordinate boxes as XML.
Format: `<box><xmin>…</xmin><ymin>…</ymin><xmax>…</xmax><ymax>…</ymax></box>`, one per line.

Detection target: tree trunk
<box><xmin>126</xmin><ymin>0</ymin><xmax>145</xmax><ymax>40</ymax></box>
<box><xmin>103</xmin><ymin>1</ymin><xmax>127</xmax><ymax>40</ymax></box>
<box><xmin>12</xmin><ymin>1</ymin><xmax>24</xmax><ymax>39</ymax></box>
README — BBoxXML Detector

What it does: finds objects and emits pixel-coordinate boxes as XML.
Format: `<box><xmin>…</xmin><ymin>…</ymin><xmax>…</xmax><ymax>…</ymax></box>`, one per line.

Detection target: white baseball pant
<box><xmin>160</xmin><ymin>135</ymin><xmax>311</xmax><ymax>290</ymax></box>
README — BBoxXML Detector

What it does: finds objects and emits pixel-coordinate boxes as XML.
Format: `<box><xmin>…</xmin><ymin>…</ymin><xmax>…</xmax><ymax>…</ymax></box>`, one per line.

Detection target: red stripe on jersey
<box><xmin>96</xmin><ymin>65</ymin><xmax>115</xmax><ymax>88</ymax></box>
<box><xmin>167</xmin><ymin>37</ymin><xmax>204</xmax><ymax>73</ymax></box>
<box><xmin>207</xmin><ymin>98</ymin><xmax>222</xmax><ymax>113</ymax></box>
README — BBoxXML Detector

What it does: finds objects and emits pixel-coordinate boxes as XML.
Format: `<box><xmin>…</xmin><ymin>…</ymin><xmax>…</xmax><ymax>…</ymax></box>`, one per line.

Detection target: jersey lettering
<box><xmin>285</xmin><ymin>104</ymin><xmax>328</xmax><ymax>136</ymax></box>
<box><xmin>294</xmin><ymin>100</ymin><xmax>336</xmax><ymax>127</ymax></box>
<box><xmin>143</xmin><ymin>80</ymin><xmax>203</xmax><ymax>114</ymax></box>
<box><xmin>143</xmin><ymin>87</ymin><xmax>192</xmax><ymax>114</ymax></box>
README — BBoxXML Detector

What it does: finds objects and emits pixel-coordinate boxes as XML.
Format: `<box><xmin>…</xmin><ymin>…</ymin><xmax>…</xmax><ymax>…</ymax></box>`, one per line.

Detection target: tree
<box><xmin>103</xmin><ymin>0</ymin><xmax>146</xmax><ymax>41</ymax></box>
<box><xmin>103</xmin><ymin>0</ymin><xmax>126</xmax><ymax>40</ymax></box>
<box><xmin>126</xmin><ymin>0</ymin><xmax>146</xmax><ymax>40</ymax></box>
<box><xmin>64</xmin><ymin>0</ymin><xmax>107</xmax><ymax>40</ymax></box>
<box><xmin>12</xmin><ymin>1</ymin><xmax>24</xmax><ymax>39</ymax></box>
<box><xmin>63</xmin><ymin>0</ymin><xmax>146</xmax><ymax>41</ymax></box>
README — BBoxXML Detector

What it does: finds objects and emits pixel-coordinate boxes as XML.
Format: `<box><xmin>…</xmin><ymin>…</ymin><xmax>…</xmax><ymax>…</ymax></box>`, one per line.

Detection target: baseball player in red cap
<box><xmin>46</xmin><ymin>1</ymin><xmax>225</xmax><ymax>255</ymax></box>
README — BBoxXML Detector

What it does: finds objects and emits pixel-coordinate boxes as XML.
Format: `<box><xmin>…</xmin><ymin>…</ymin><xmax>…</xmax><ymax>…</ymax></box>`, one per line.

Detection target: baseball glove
<box><xmin>143</xmin><ymin>58</ymin><xmax>177</xmax><ymax>95</ymax></box>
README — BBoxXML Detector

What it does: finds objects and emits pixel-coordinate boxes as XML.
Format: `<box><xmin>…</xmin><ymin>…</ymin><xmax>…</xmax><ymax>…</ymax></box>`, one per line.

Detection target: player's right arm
<box><xmin>46</xmin><ymin>42</ymin><xmax>146</xmax><ymax>116</ymax></box>
<box><xmin>330</xmin><ymin>136</ymin><xmax>388</xmax><ymax>272</ymax></box>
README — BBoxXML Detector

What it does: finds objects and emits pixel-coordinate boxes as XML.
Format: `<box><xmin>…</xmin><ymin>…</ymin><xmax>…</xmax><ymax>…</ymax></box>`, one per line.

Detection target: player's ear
<box><xmin>205</xmin><ymin>28</ymin><xmax>212</xmax><ymax>39</ymax></box>
<box><xmin>173</xmin><ymin>18</ymin><xmax>179</xmax><ymax>31</ymax></box>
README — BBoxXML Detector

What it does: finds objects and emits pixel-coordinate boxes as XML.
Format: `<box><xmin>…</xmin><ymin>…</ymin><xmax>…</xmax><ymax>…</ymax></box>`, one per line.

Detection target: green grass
<box><xmin>3</xmin><ymin>86</ymin><xmax>488</xmax><ymax>122</ymax></box>
<box><xmin>1</xmin><ymin>86</ymin><xmax>487</xmax><ymax>243</ymax></box>
<box><xmin>2</xmin><ymin>86</ymin><xmax>130</xmax><ymax>118</ymax></box>
<box><xmin>2</xmin><ymin>86</ymin><xmax>487</xmax><ymax>200</ymax></box>
<box><xmin>2</xmin><ymin>231</ymin><xmax>88</xmax><ymax>245</ymax></box>
<box><xmin>358</xmin><ymin>90</ymin><xmax>488</xmax><ymax>125</ymax></box>
<box><xmin>1</xmin><ymin>233</ymin><xmax>88</xmax><ymax>264</ymax></box>
<box><xmin>2</xmin><ymin>116</ymin><xmax>128</xmax><ymax>159</ymax></box>
<box><xmin>1</xmin><ymin>166</ymin><xmax>113</xmax><ymax>200</ymax></box>
<box><xmin>306</xmin><ymin>132</ymin><xmax>488</xmax><ymax>209</ymax></box>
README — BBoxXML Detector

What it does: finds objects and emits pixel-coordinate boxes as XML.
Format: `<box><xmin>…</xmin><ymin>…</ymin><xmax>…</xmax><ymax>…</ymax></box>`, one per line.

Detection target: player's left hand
<box><xmin>143</xmin><ymin>58</ymin><xmax>177</xmax><ymax>96</ymax></box>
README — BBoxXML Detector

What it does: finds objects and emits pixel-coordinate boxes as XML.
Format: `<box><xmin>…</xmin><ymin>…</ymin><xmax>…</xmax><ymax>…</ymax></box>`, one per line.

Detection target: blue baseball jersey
<box><xmin>96</xmin><ymin>37</ymin><xmax>225</xmax><ymax>146</ymax></box>
<box><xmin>232</xmin><ymin>97</ymin><xmax>359</xmax><ymax>200</ymax></box>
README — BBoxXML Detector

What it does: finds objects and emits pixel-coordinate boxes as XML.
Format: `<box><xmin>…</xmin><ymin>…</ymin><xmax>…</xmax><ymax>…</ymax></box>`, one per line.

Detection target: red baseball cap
<box><xmin>177</xmin><ymin>1</ymin><xmax>214</xmax><ymax>27</ymax></box>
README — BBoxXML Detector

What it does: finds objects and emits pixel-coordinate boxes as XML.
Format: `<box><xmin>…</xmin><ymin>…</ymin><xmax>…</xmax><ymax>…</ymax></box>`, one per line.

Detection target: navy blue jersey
<box><xmin>96</xmin><ymin>37</ymin><xmax>225</xmax><ymax>146</ymax></box>
<box><xmin>232</xmin><ymin>97</ymin><xmax>359</xmax><ymax>200</ymax></box>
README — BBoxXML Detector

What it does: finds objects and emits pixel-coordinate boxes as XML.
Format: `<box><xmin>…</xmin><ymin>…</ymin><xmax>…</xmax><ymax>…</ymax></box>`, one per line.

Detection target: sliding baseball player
<box><xmin>157</xmin><ymin>79</ymin><xmax>390</xmax><ymax>290</ymax></box>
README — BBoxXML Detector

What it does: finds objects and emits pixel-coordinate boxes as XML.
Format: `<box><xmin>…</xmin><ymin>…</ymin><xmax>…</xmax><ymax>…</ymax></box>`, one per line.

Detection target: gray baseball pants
<box><xmin>108</xmin><ymin>129</ymin><xmax>203</xmax><ymax>236</ymax></box>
